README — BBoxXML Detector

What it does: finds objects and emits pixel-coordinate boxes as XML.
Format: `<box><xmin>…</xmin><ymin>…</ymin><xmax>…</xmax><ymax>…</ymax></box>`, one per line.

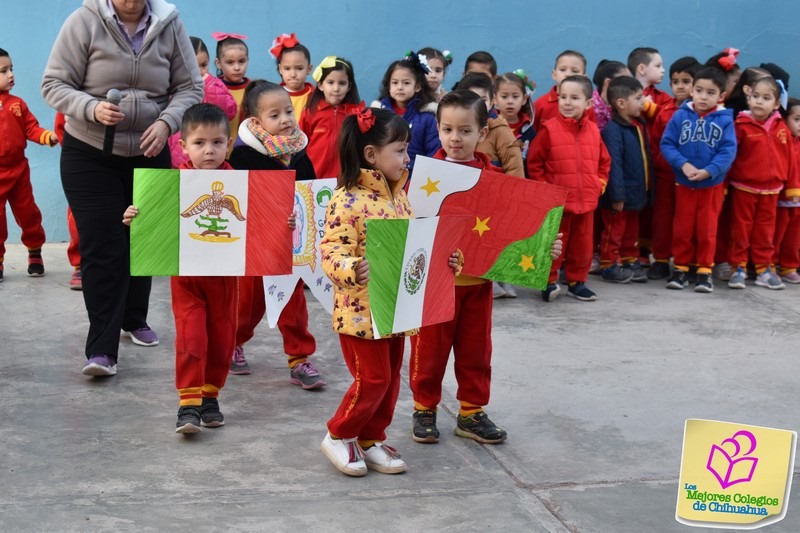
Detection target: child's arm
<box><xmin>495</xmin><ymin>125</ymin><xmax>525</xmax><ymax>177</ymax></box>
<box><xmin>21</xmin><ymin>101</ymin><xmax>57</xmax><ymax>146</ymax></box>
<box><xmin>784</xmin><ymin>134</ymin><xmax>800</xmax><ymax>201</ymax></box>
<box><xmin>598</xmin><ymin>136</ymin><xmax>611</xmax><ymax>194</ymax></box>
<box><xmin>700</xmin><ymin>119</ymin><xmax>737</xmax><ymax>183</ymax></box>
<box><xmin>659</xmin><ymin>114</ymin><xmax>689</xmax><ymax>176</ymax></box>
<box><xmin>320</xmin><ymin>195</ymin><xmax>364</xmax><ymax>289</ymax></box>
<box><xmin>525</xmin><ymin>127</ymin><xmax>551</xmax><ymax>182</ymax></box>
<box><xmin>204</xmin><ymin>75</ymin><xmax>239</xmax><ymax>120</ymax></box>
<box><xmin>122</xmin><ymin>205</ymin><xmax>138</xmax><ymax>226</ymax></box>
<box><xmin>600</xmin><ymin>124</ymin><xmax>625</xmax><ymax>208</ymax></box>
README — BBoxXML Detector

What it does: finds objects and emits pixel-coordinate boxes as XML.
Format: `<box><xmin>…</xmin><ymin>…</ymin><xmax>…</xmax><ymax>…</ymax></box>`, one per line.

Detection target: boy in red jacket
<box><xmin>533</xmin><ymin>50</ymin><xmax>595</xmax><ymax>132</ymax></box>
<box><xmin>0</xmin><ymin>48</ymin><xmax>57</xmax><ymax>281</ymax></box>
<box><xmin>528</xmin><ymin>75</ymin><xmax>611</xmax><ymax>302</ymax></box>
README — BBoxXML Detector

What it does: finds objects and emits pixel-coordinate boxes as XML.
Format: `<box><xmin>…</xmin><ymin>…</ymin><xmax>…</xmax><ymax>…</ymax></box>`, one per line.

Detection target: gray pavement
<box><xmin>1</xmin><ymin>243</ymin><xmax>799</xmax><ymax>532</ymax></box>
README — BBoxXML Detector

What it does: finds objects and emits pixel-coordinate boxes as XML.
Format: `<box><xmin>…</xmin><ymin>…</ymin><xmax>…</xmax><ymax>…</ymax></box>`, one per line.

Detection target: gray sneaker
<box><xmin>601</xmin><ymin>264</ymin><xmax>634</xmax><ymax>283</ymax></box>
<box><xmin>623</xmin><ymin>261</ymin><xmax>648</xmax><ymax>283</ymax></box>
<box><xmin>492</xmin><ymin>282</ymin><xmax>507</xmax><ymax>299</ymax></box>
<box><xmin>713</xmin><ymin>262</ymin><xmax>733</xmax><ymax>281</ymax></box>
<box><xmin>499</xmin><ymin>282</ymin><xmax>517</xmax><ymax>298</ymax></box>
<box><xmin>289</xmin><ymin>361</ymin><xmax>327</xmax><ymax>389</ymax></box>
<box><xmin>728</xmin><ymin>268</ymin><xmax>746</xmax><ymax>289</ymax></box>
<box><xmin>755</xmin><ymin>268</ymin><xmax>785</xmax><ymax>290</ymax></box>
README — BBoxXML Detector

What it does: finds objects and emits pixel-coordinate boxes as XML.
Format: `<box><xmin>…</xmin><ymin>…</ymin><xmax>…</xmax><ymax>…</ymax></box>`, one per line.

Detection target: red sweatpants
<box><xmin>651</xmin><ymin>172</ymin><xmax>676</xmax><ymax>262</ymax></box>
<box><xmin>729</xmin><ymin>189</ymin><xmax>779</xmax><ymax>272</ymax></box>
<box><xmin>0</xmin><ymin>160</ymin><xmax>45</xmax><ymax>258</ymax></box>
<box><xmin>773</xmin><ymin>206</ymin><xmax>800</xmax><ymax>271</ymax></box>
<box><xmin>672</xmin><ymin>184</ymin><xmax>724</xmax><ymax>272</ymax></box>
<box><xmin>714</xmin><ymin>194</ymin><xmax>733</xmax><ymax>265</ymax></box>
<box><xmin>172</xmin><ymin>276</ymin><xmax>237</xmax><ymax>405</ymax></box>
<box><xmin>409</xmin><ymin>282</ymin><xmax>492</xmax><ymax>410</ymax></box>
<box><xmin>67</xmin><ymin>208</ymin><xmax>80</xmax><ymax>268</ymax></box>
<box><xmin>327</xmin><ymin>335</ymin><xmax>405</xmax><ymax>441</ymax></box>
<box><xmin>600</xmin><ymin>209</ymin><xmax>639</xmax><ymax>267</ymax></box>
<box><xmin>550</xmin><ymin>211</ymin><xmax>593</xmax><ymax>283</ymax></box>
<box><xmin>638</xmin><ymin>205</ymin><xmax>653</xmax><ymax>253</ymax></box>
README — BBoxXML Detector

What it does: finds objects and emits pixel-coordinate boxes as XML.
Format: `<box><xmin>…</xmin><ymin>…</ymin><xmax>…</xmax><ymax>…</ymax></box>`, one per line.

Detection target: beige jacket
<box><xmin>477</xmin><ymin>115</ymin><xmax>525</xmax><ymax>177</ymax></box>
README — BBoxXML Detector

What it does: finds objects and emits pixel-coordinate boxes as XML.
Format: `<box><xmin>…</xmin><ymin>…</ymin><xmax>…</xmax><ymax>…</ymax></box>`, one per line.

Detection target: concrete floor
<box><xmin>1</xmin><ymin>243</ymin><xmax>799</xmax><ymax>532</ymax></box>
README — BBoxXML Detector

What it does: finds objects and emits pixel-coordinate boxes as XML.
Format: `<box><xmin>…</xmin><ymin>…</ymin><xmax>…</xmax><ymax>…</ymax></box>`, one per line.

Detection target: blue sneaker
<box><xmin>124</xmin><ymin>326</ymin><xmax>159</xmax><ymax>346</ymax></box>
<box><xmin>601</xmin><ymin>264</ymin><xmax>634</xmax><ymax>283</ymax></box>
<box><xmin>728</xmin><ymin>267</ymin><xmax>746</xmax><ymax>289</ymax></box>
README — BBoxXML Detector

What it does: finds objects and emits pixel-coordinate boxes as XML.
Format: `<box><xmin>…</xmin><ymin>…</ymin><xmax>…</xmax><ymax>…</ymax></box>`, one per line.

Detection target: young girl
<box><xmin>724</xmin><ymin>67</ymin><xmax>771</xmax><ymax>118</ymax></box>
<box><xmin>419</xmin><ymin>47</ymin><xmax>452</xmax><ymax>102</ymax></box>
<box><xmin>228</xmin><ymin>81</ymin><xmax>325</xmax><ymax>387</ymax></box>
<box><xmin>168</xmin><ymin>37</ymin><xmax>238</xmax><ymax>168</ymax></box>
<box><xmin>495</xmin><ymin>71</ymin><xmax>536</xmax><ymax>161</ymax></box>
<box><xmin>298</xmin><ymin>56</ymin><xmax>361</xmax><ymax>178</ymax></box>
<box><xmin>320</xmin><ymin>107</ymin><xmax>460</xmax><ymax>476</ymax></box>
<box><xmin>371</xmin><ymin>51</ymin><xmax>441</xmax><ymax>170</ymax></box>
<box><xmin>705</xmin><ymin>48</ymin><xmax>741</xmax><ymax>97</ymax></box>
<box><xmin>727</xmin><ymin>77</ymin><xmax>799</xmax><ymax>290</ymax></box>
<box><xmin>591</xmin><ymin>60</ymin><xmax>631</xmax><ymax>131</ymax></box>
<box><xmin>213</xmin><ymin>32</ymin><xmax>249</xmax><ymax>155</ymax></box>
<box><xmin>270</xmin><ymin>33</ymin><xmax>315</xmax><ymax>120</ymax></box>
<box><xmin>773</xmin><ymin>98</ymin><xmax>800</xmax><ymax>283</ymax></box>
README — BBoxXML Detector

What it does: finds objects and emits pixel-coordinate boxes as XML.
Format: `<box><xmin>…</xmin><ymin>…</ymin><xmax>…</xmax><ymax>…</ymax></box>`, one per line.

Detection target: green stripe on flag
<box><xmin>130</xmin><ymin>169</ymin><xmax>180</xmax><ymax>276</ymax></box>
<box><xmin>365</xmin><ymin>218</ymin><xmax>410</xmax><ymax>337</ymax></box>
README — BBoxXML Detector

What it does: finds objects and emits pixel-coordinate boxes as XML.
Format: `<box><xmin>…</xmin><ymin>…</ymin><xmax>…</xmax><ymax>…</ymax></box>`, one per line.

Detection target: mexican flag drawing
<box><xmin>407</xmin><ymin>156</ymin><xmax>568</xmax><ymax>290</ymax></box>
<box><xmin>365</xmin><ymin>216</ymin><xmax>467</xmax><ymax>338</ymax></box>
<box><xmin>130</xmin><ymin>168</ymin><xmax>295</xmax><ymax>276</ymax></box>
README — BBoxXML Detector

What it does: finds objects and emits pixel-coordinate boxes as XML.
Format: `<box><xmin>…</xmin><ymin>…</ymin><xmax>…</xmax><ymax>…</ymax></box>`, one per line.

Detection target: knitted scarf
<box><xmin>246</xmin><ymin>120</ymin><xmax>307</xmax><ymax>165</ymax></box>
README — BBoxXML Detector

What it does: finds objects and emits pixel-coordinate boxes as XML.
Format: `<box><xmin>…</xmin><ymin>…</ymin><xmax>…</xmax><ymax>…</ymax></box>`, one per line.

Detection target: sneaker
<box><xmin>601</xmin><ymin>264</ymin><xmax>634</xmax><ymax>283</ymax></box>
<box><xmin>728</xmin><ymin>267</ymin><xmax>746</xmax><ymax>289</ymax></box>
<box><xmin>230</xmin><ymin>345</ymin><xmax>251</xmax><ymax>375</ymax></box>
<box><xmin>541</xmin><ymin>283</ymin><xmax>561</xmax><ymax>302</ymax></box>
<box><xmin>492</xmin><ymin>282</ymin><xmax>507</xmax><ymax>299</ymax></box>
<box><xmin>289</xmin><ymin>361</ymin><xmax>327</xmax><ymax>389</ymax></box>
<box><xmin>363</xmin><ymin>443</ymin><xmax>407</xmax><ymax>474</ymax></box>
<box><xmin>199</xmin><ymin>397</ymin><xmax>225</xmax><ymax>428</ymax></box>
<box><xmin>81</xmin><ymin>354</ymin><xmax>117</xmax><ymax>376</ymax></box>
<box><xmin>694</xmin><ymin>273</ymin><xmax>714</xmax><ymax>293</ymax></box>
<box><xmin>69</xmin><ymin>269</ymin><xmax>82</xmax><ymax>290</ymax></box>
<box><xmin>320</xmin><ymin>433</ymin><xmax>367</xmax><ymax>477</ymax></box>
<box><xmin>781</xmin><ymin>271</ymin><xmax>800</xmax><ymax>284</ymax></box>
<box><xmin>589</xmin><ymin>253</ymin><xmax>601</xmax><ymax>274</ymax></box>
<box><xmin>27</xmin><ymin>254</ymin><xmax>44</xmax><ymax>277</ymax></box>
<box><xmin>714</xmin><ymin>262</ymin><xmax>733</xmax><ymax>281</ymax></box>
<box><xmin>412</xmin><ymin>410</ymin><xmax>440</xmax><ymax>443</ymax></box>
<box><xmin>175</xmin><ymin>405</ymin><xmax>202</xmax><ymax>434</ymax></box>
<box><xmin>623</xmin><ymin>261</ymin><xmax>648</xmax><ymax>283</ymax></box>
<box><xmin>124</xmin><ymin>326</ymin><xmax>159</xmax><ymax>347</ymax></box>
<box><xmin>455</xmin><ymin>411</ymin><xmax>507</xmax><ymax>444</ymax></box>
<box><xmin>666</xmin><ymin>269</ymin><xmax>688</xmax><ymax>290</ymax></box>
<box><xmin>500</xmin><ymin>283</ymin><xmax>517</xmax><ymax>298</ymax></box>
<box><xmin>647</xmin><ymin>261</ymin><xmax>670</xmax><ymax>280</ymax></box>
<box><xmin>558</xmin><ymin>268</ymin><xmax>567</xmax><ymax>284</ymax></box>
<box><xmin>566</xmin><ymin>282</ymin><xmax>597</xmax><ymax>301</ymax></box>
<box><xmin>755</xmin><ymin>268</ymin><xmax>785</xmax><ymax>290</ymax></box>
<box><xmin>687</xmin><ymin>265</ymin><xmax>698</xmax><ymax>285</ymax></box>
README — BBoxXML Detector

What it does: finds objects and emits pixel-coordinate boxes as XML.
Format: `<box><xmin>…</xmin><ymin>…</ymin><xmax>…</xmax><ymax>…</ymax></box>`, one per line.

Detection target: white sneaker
<box><xmin>363</xmin><ymin>442</ymin><xmax>407</xmax><ymax>474</ymax></box>
<box><xmin>492</xmin><ymin>282</ymin><xmax>507</xmax><ymax>299</ymax></box>
<box><xmin>320</xmin><ymin>433</ymin><xmax>367</xmax><ymax>477</ymax></box>
<box><xmin>500</xmin><ymin>283</ymin><xmax>517</xmax><ymax>298</ymax></box>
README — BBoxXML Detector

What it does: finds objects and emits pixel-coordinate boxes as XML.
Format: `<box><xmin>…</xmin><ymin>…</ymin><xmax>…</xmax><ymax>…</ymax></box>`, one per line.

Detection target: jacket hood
<box><xmin>85</xmin><ymin>0</ymin><xmax>178</xmax><ymax>29</ymax></box>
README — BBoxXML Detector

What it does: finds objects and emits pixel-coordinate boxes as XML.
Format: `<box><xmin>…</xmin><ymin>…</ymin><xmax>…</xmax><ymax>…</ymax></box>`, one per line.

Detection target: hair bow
<box><xmin>269</xmin><ymin>32</ymin><xmax>299</xmax><ymax>58</ymax></box>
<box><xmin>312</xmin><ymin>55</ymin><xmax>345</xmax><ymax>83</ymax></box>
<box><xmin>442</xmin><ymin>50</ymin><xmax>453</xmax><ymax>64</ymax></box>
<box><xmin>212</xmin><ymin>32</ymin><xmax>248</xmax><ymax>42</ymax></box>
<box><xmin>777</xmin><ymin>79</ymin><xmax>789</xmax><ymax>110</ymax></box>
<box><xmin>356</xmin><ymin>107</ymin><xmax>375</xmax><ymax>133</ymax></box>
<box><xmin>404</xmin><ymin>50</ymin><xmax>431</xmax><ymax>75</ymax></box>
<box><xmin>717</xmin><ymin>47</ymin><xmax>740</xmax><ymax>72</ymax></box>
<box><xmin>513</xmin><ymin>68</ymin><xmax>537</xmax><ymax>98</ymax></box>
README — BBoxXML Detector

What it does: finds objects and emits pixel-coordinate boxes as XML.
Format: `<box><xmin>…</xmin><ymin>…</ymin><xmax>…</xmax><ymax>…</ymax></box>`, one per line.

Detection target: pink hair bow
<box><xmin>718</xmin><ymin>48</ymin><xmax>740</xmax><ymax>72</ymax></box>
<box><xmin>270</xmin><ymin>33</ymin><xmax>300</xmax><ymax>58</ymax></box>
<box><xmin>212</xmin><ymin>32</ymin><xmax>248</xmax><ymax>42</ymax></box>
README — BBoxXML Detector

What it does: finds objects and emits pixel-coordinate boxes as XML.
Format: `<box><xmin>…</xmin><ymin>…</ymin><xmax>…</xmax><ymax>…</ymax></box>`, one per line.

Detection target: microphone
<box><xmin>103</xmin><ymin>89</ymin><xmax>122</xmax><ymax>157</ymax></box>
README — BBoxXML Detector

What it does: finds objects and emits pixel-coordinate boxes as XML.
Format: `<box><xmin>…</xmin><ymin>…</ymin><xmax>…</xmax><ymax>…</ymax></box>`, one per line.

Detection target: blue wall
<box><xmin>4</xmin><ymin>0</ymin><xmax>800</xmax><ymax>243</ymax></box>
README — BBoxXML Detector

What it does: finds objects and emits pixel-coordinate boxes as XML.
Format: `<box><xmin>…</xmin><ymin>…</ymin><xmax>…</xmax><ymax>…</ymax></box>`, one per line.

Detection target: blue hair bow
<box><xmin>777</xmin><ymin>79</ymin><xmax>789</xmax><ymax>110</ymax></box>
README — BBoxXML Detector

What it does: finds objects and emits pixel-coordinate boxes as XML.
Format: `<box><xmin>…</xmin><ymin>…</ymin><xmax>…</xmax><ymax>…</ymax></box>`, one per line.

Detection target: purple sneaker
<box><xmin>124</xmin><ymin>326</ymin><xmax>159</xmax><ymax>346</ymax></box>
<box><xmin>230</xmin><ymin>345</ymin><xmax>251</xmax><ymax>375</ymax></box>
<box><xmin>82</xmin><ymin>354</ymin><xmax>117</xmax><ymax>376</ymax></box>
<box><xmin>289</xmin><ymin>361</ymin><xmax>327</xmax><ymax>389</ymax></box>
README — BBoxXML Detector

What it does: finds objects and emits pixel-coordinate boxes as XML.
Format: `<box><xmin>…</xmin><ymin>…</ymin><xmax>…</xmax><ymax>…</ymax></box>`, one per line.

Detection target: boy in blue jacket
<box><xmin>660</xmin><ymin>67</ymin><xmax>737</xmax><ymax>292</ymax></box>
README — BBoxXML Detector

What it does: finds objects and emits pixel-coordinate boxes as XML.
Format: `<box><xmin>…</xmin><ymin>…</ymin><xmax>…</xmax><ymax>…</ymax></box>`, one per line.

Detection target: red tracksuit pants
<box><xmin>773</xmin><ymin>206</ymin><xmax>800</xmax><ymax>271</ymax></box>
<box><xmin>172</xmin><ymin>276</ymin><xmax>237</xmax><ymax>405</ymax></box>
<box><xmin>729</xmin><ymin>188</ymin><xmax>779</xmax><ymax>272</ymax></box>
<box><xmin>409</xmin><ymin>282</ymin><xmax>492</xmax><ymax>410</ymax></box>
<box><xmin>327</xmin><ymin>335</ymin><xmax>405</xmax><ymax>441</ymax></box>
<box><xmin>651</xmin><ymin>172</ymin><xmax>676</xmax><ymax>262</ymax></box>
<box><xmin>550</xmin><ymin>211</ymin><xmax>593</xmax><ymax>283</ymax></box>
<box><xmin>672</xmin><ymin>184</ymin><xmax>725</xmax><ymax>272</ymax></box>
<box><xmin>0</xmin><ymin>160</ymin><xmax>45</xmax><ymax>259</ymax></box>
<box><xmin>67</xmin><ymin>207</ymin><xmax>80</xmax><ymax>268</ymax></box>
<box><xmin>600</xmin><ymin>209</ymin><xmax>639</xmax><ymax>267</ymax></box>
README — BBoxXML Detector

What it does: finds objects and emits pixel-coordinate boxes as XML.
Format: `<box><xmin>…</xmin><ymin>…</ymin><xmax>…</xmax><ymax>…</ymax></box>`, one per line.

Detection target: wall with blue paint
<box><xmin>4</xmin><ymin>0</ymin><xmax>799</xmax><ymax>243</ymax></box>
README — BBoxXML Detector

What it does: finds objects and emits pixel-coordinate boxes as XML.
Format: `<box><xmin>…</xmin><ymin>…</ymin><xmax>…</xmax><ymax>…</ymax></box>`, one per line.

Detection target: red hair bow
<box><xmin>270</xmin><ymin>33</ymin><xmax>300</xmax><ymax>59</ymax></box>
<box><xmin>212</xmin><ymin>32</ymin><xmax>248</xmax><ymax>42</ymax></box>
<box><xmin>356</xmin><ymin>107</ymin><xmax>375</xmax><ymax>134</ymax></box>
<box><xmin>718</xmin><ymin>47</ymin><xmax>740</xmax><ymax>72</ymax></box>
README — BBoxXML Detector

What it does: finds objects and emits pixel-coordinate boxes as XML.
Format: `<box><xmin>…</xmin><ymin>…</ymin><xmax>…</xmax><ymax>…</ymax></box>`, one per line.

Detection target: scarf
<box><xmin>246</xmin><ymin>120</ymin><xmax>307</xmax><ymax>166</ymax></box>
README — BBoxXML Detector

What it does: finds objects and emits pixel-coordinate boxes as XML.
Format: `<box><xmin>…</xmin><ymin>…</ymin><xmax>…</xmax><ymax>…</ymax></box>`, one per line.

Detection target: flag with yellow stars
<box><xmin>407</xmin><ymin>156</ymin><xmax>568</xmax><ymax>290</ymax></box>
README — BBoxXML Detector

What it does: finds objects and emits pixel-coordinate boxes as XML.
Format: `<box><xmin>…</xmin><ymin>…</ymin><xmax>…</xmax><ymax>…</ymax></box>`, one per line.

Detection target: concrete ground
<box><xmin>1</xmin><ymin>243</ymin><xmax>799</xmax><ymax>532</ymax></box>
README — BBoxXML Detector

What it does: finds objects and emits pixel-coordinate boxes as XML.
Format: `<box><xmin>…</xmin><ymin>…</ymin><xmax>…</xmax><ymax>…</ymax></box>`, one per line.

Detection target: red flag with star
<box><xmin>408</xmin><ymin>156</ymin><xmax>568</xmax><ymax>290</ymax></box>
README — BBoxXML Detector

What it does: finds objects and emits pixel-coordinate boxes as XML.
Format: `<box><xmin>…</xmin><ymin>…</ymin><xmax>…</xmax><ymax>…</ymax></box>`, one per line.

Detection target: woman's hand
<box><xmin>355</xmin><ymin>259</ymin><xmax>370</xmax><ymax>285</ymax></box>
<box><xmin>140</xmin><ymin>119</ymin><xmax>171</xmax><ymax>158</ymax></box>
<box><xmin>94</xmin><ymin>101</ymin><xmax>124</xmax><ymax>127</ymax></box>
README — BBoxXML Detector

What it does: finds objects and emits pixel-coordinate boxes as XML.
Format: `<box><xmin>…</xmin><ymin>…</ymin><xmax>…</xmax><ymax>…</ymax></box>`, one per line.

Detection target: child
<box><xmin>647</xmin><ymin>56</ymin><xmax>701</xmax><ymax>280</ymax></box>
<box><xmin>461</xmin><ymin>50</ymin><xmax>497</xmax><ymax>80</ymax></box>
<box><xmin>724</xmin><ymin>67</ymin><xmax>771</xmax><ymax>118</ymax></box>
<box><xmin>705</xmin><ymin>48</ymin><xmax>741</xmax><ymax>96</ymax></box>
<box><xmin>774</xmin><ymin>98</ymin><xmax>800</xmax><ymax>283</ymax></box>
<box><xmin>270</xmin><ymin>33</ymin><xmax>315</xmax><ymax>120</ymax></box>
<box><xmin>599</xmin><ymin>77</ymin><xmax>652</xmax><ymax>284</ymax></box>
<box><xmin>298</xmin><ymin>56</ymin><xmax>361</xmax><ymax>178</ymax></box>
<box><xmin>372</xmin><ymin>52</ymin><xmax>441</xmax><ymax>169</ymax></box>
<box><xmin>213</xmin><ymin>32</ymin><xmax>249</xmax><ymax>155</ymax></box>
<box><xmin>533</xmin><ymin>50</ymin><xmax>595</xmax><ymax>132</ymax></box>
<box><xmin>726</xmin><ymin>76</ymin><xmax>799</xmax><ymax>290</ymax></box>
<box><xmin>628</xmin><ymin>47</ymin><xmax>671</xmax><ymax>111</ymax></box>
<box><xmin>495</xmin><ymin>71</ymin><xmax>536</xmax><ymax>161</ymax></box>
<box><xmin>0</xmin><ymin>48</ymin><xmax>57</xmax><ymax>281</ymax></box>
<box><xmin>419</xmin><ymin>47</ymin><xmax>452</xmax><ymax>102</ymax></box>
<box><xmin>319</xmin><ymin>107</ymin><xmax>460</xmax><ymax>476</ymax></box>
<box><xmin>229</xmin><ymin>81</ymin><xmax>324</xmax><ymax>386</ymax></box>
<box><xmin>168</xmin><ymin>37</ymin><xmax>237</xmax><ymax>168</ymax></box>
<box><xmin>528</xmin><ymin>75</ymin><xmax>610</xmax><ymax>302</ymax></box>
<box><xmin>591</xmin><ymin>60</ymin><xmax>631</xmax><ymax>131</ymax></box>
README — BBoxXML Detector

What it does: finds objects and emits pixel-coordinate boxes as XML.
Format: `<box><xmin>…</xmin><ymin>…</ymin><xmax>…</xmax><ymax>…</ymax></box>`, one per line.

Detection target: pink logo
<box><xmin>707</xmin><ymin>430</ymin><xmax>758</xmax><ymax>489</ymax></box>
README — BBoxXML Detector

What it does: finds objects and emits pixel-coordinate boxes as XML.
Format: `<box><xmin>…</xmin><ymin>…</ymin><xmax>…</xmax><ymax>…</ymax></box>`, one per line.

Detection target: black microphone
<box><xmin>103</xmin><ymin>89</ymin><xmax>122</xmax><ymax>157</ymax></box>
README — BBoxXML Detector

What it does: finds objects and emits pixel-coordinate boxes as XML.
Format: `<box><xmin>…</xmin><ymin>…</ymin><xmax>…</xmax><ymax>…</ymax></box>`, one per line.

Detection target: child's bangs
<box><xmin>385</xmin><ymin>114</ymin><xmax>412</xmax><ymax>144</ymax></box>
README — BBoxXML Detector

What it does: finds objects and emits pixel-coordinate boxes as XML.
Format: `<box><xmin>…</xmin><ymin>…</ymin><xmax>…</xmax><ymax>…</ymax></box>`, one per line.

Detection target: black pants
<box><xmin>61</xmin><ymin>132</ymin><xmax>169</xmax><ymax>360</ymax></box>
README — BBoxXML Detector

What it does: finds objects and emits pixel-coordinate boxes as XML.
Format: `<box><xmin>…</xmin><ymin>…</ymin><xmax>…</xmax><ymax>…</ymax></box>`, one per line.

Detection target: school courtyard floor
<box><xmin>2</xmin><ymin>243</ymin><xmax>800</xmax><ymax>532</ymax></box>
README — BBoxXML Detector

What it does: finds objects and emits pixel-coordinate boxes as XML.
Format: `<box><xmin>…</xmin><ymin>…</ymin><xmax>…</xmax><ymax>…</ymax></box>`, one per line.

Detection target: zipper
<box><xmin>575</xmin><ymin>122</ymin><xmax>584</xmax><ymax>210</ymax></box>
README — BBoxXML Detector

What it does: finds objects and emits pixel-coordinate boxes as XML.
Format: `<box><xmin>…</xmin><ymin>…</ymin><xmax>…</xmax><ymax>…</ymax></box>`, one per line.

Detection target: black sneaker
<box><xmin>175</xmin><ymin>405</ymin><xmax>202</xmax><ymax>434</ymax></box>
<box><xmin>199</xmin><ymin>397</ymin><xmax>225</xmax><ymax>428</ymax></box>
<box><xmin>412</xmin><ymin>410</ymin><xmax>439</xmax><ymax>443</ymax></box>
<box><xmin>694</xmin><ymin>273</ymin><xmax>714</xmax><ymax>293</ymax></box>
<box><xmin>623</xmin><ymin>261</ymin><xmax>648</xmax><ymax>283</ymax></box>
<box><xmin>541</xmin><ymin>283</ymin><xmax>561</xmax><ymax>302</ymax></box>
<box><xmin>647</xmin><ymin>261</ymin><xmax>670</xmax><ymax>280</ymax></box>
<box><xmin>601</xmin><ymin>264</ymin><xmax>634</xmax><ymax>283</ymax></box>
<box><xmin>666</xmin><ymin>269</ymin><xmax>688</xmax><ymax>290</ymax></box>
<box><xmin>566</xmin><ymin>282</ymin><xmax>598</xmax><ymax>301</ymax></box>
<box><xmin>27</xmin><ymin>256</ymin><xmax>44</xmax><ymax>277</ymax></box>
<box><xmin>455</xmin><ymin>411</ymin><xmax>507</xmax><ymax>444</ymax></box>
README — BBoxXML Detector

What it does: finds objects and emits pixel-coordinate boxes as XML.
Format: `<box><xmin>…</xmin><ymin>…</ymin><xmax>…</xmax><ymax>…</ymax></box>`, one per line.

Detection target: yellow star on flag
<box><xmin>519</xmin><ymin>255</ymin><xmax>535</xmax><ymax>272</ymax></box>
<box><xmin>473</xmin><ymin>216</ymin><xmax>491</xmax><ymax>237</ymax></box>
<box><xmin>420</xmin><ymin>177</ymin><xmax>441</xmax><ymax>197</ymax></box>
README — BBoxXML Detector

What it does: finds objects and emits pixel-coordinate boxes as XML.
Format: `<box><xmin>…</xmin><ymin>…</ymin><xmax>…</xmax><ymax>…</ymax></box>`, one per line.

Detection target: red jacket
<box><xmin>0</xmin><ymin>92</ymin><xmax>54</xmax><ymax>161</ymax></box>
<box><xmin>533</xmin><ymin>85</ymin><xmax>595</xmax><ymax>133</ymax></box>
<box><xmin>650</xmin><ymin>98</ymin><xmax>679</xmax><ymax>178</ymax></box>
<box><xmin>298</xmin><ymin>101</ymin><xmax>361</xmax><ymax>179</ymax></box>
<box><xmin>728</xmin><ymin>111</ymin><xmax>800</xmax><ymax>195</ymax></box>
<box><xmin>526</xmin><ymin>112</ymin><xmax>610</xmax><ymax>214</ymax></box>
<box><xmin>432</xmin><ymin>147</ymin><xmax>501</xmax><ymax>172</ymax></box>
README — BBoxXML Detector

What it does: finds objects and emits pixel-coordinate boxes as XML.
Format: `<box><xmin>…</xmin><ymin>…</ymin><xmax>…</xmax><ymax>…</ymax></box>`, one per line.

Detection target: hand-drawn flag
<box><xmin>366</xmin><ymin>216</ymin><xmax>466</xmax><ymax>338</ymax></box>
<box><xmin>407</xmin><ymin>156</ymin><xmax>568</xmax><ymax>290</ymax></box>
<box><xmin>130</xmin><ymin>168</ymin><xmax>294</xmax><ymax>276</ymax></box>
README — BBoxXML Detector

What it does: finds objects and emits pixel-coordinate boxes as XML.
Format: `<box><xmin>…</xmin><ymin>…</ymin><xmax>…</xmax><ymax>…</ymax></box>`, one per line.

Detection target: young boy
<box><xmin>0</xmin><ymin>48</ymin><xmax>57</xmax><ymax>281</ymax></box>
<box><xmin>533</xmin><ymin>50</ymin><xmax>595</xmax><ymax>132</ymax></box>
<box><xmin>462</xmin><ymin>51</ymin><xmax>497</xmax><ymax>79</ymax></box>
<box><xmin>628</xmin><ymin>47</ymin><xmax>671</xmax><ymax>112</ymax></box>
<box><xmin>659</xmin><ymin>67</ymin><xmax>737</xmax><ymax>292</ymax></box>
<box><xmin>528</xmin><ymin>75</ymin><xmax>610</xmax><ymax>302</ymax></box>
<box><xmin>599</xmin><ymin>77</ymin><xmax>652</xmax><ymax>284</ymax></box>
